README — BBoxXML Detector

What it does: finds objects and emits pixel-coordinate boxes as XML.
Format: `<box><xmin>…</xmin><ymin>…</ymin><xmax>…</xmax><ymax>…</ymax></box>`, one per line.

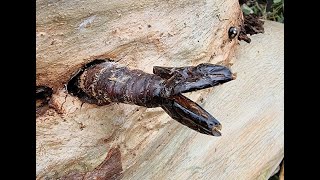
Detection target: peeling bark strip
<box><xmin>69</xmin><ymin>60</ymin><xmax>234</xmax><ymax>136</ymax></box>
<box><xmin>238</xmin><ymin>14</ymin><xmax>265</xmax><ymax>43</ymax></box>
<box><xmin>61</xmin><ymin>147</ymin><xmax>123</xmax><ymax>180</ymax></box>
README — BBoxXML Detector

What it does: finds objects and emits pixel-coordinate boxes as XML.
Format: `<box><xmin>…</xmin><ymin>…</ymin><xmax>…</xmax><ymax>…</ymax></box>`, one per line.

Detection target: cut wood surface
<box><xmin>36</xmin><ymin>0</ymin><xmax>283</xmax><ymax>179</ymax></box>
<box><xmin>36</xmin><ymin>0</ymin><xmax>242</xmax><ymax>90</ymax></box>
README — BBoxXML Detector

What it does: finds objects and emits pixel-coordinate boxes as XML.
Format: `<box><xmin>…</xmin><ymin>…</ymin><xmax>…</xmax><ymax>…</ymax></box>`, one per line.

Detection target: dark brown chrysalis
<box><xmin>68</xmin><ymin>60</ymin><xmax>234</xmax><ymax>136</ymax></box>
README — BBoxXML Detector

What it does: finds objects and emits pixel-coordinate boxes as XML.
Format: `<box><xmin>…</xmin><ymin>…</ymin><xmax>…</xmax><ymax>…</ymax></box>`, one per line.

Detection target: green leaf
<box><xmin>273</xmin><ymin>0</ymin><xmax>281</xmax><ymax>4</ymax></box>
<box><xmin>251</xmin><ymin>6</ymin><xmax>260</xmax><ymax>15</ymax></box>
<box><xmin>277</xmin><ymin>14</ymin><xmax>284</xmax><ymax>23</ymax></box>
<box><xmin>241</xmin><ymin>4</ymin><xmax>253</xmax><ymax>15</ymax></box>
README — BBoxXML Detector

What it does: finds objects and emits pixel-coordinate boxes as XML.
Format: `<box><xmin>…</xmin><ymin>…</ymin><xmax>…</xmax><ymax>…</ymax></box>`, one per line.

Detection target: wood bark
<box><xmin>36</xmin><ymin>0</ymin><xmax>283</xmax><ymax>179</ymax></box>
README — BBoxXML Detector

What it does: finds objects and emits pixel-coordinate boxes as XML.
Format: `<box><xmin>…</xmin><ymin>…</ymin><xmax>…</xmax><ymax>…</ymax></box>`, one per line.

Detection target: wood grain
<box><xmin>36</xmin><ymin>0</ymin><xmax>242</xmax><ymax>90</ymax></box>
<box><xmin>36</xmin><ymin>0</ymin><xmax>283</xmax><ymax>179</ymax></box>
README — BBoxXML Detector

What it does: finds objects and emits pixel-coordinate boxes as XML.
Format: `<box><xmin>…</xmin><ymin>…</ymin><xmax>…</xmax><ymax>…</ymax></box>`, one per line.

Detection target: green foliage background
<box><xmin>241</xmin><ymin>0</ymin><xmax>284</xmax><ymax>23</ymax></box>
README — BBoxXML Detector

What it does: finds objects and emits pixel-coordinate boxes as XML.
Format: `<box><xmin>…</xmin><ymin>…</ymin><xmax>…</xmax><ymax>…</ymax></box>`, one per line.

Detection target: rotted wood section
<box><xmin>36</xmin><ymin>0</ymin><xmax>283</xmax><ymax>179</ymax></box>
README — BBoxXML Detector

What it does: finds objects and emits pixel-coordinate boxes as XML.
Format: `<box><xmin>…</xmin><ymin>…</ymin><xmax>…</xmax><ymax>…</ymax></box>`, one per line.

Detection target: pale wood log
<box><xmin>36</xmin><ymin>0</ymin><xmax>283</xmax><ymax>179</ymax></box>
<box><xmin>36</xmin><ymin>0</ymin><xmax>242</xmax><ymax>90</ymax></box>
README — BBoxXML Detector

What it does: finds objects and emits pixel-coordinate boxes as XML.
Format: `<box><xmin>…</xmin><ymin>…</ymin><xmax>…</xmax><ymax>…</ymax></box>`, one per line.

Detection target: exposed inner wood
<box><xmin>36</xmin><ymin>0</ymin><xmax>242</xmax><ymax>91</ymax></box>
<box><xmin>36</xmin><ymin>0</ymin><xmax>283</xmax><ymax>179</ymax></box>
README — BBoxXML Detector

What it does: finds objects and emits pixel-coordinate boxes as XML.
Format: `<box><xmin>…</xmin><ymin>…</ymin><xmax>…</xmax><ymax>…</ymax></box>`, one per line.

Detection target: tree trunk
<box><xmin>36</xmin><ymin>0</ymin><xmax>283</xmax><ymax>179</ymax></box>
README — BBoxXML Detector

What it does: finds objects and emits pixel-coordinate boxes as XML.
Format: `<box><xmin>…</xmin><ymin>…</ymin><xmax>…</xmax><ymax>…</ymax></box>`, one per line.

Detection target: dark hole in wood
<box><xmin>36</xmin><ymin>86</ymin><xmax>53</xmax><ymax>116</ymax></box>
<box><xmin>66</xmin><ymin>59</ymin><xmax>108</xmax><ymax>102</ymax></box>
